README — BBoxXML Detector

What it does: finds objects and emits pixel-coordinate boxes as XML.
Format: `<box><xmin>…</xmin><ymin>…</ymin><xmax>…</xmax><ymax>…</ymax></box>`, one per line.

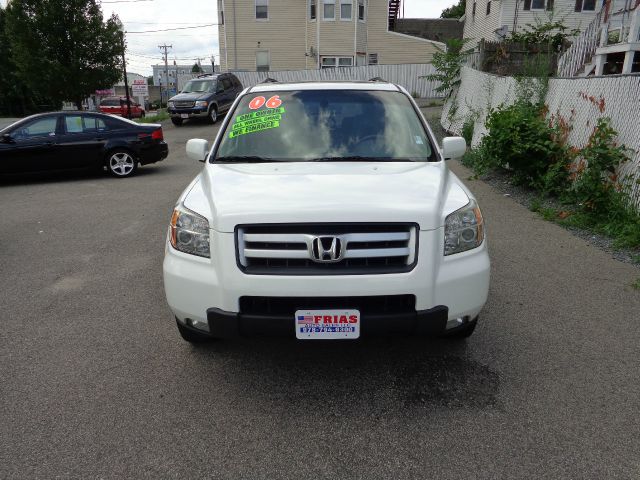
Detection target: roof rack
<box><xmin>261</xmin><ymin>77</ymin><xmax>279</xmax><ymax>83</ymax></box>
<box><xmin>369</xmin><ymin>77</ymin><xmax>387</xmax><ymax>82</ymax></box>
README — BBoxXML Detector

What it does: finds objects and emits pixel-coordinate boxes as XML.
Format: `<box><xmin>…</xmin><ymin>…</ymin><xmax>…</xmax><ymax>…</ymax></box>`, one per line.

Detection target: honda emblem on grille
<box><xmin>310</xmin><ymin>236</ymin><xmax>344</xmax><ymax>263</ymax></box>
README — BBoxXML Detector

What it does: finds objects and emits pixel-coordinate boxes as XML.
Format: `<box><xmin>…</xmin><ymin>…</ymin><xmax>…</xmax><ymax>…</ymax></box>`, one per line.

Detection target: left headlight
<box><xmin>195</xmin><ymin>100</ymin><xmax>208</xmax><ymax>108</ymax></box>
<box><xmin>444</xmin><ymin>200</ymin><xmax>484</xmax><ymax>256</ymax></box>
<box><xmin>170</xmin><ymin>205</ymin><xmax>210</xmax><ymax>258</ymax></box>
<box><xmin>167</xmin><ymin>101</ymin><xmax>174</xmax><ymax>108</ymax></box>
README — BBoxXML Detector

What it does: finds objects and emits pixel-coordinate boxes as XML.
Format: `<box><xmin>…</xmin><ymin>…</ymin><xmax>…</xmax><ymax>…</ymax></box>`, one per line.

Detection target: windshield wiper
<box><xmin>308</xmin><ymin>156</ymin><xmax>417</xmax><ymax>162</ymax></box>
<box><xmin>214</xmin><ymin>156</ymin><xmax>281</xmax><ymax>163</ymax></box>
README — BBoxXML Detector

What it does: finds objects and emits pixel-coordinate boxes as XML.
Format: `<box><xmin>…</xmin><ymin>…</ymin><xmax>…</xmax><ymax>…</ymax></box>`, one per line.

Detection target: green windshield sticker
<box><xmin>229</xmin><ymin>107</ymin><xmax>286</xmax><ymax>138</ymax></box>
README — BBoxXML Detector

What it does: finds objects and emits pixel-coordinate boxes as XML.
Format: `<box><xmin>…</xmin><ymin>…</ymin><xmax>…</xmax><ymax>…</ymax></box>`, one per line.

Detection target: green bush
<box><xmin>482</xmin><ymin>101</ymin><xmax>565</xmax><ymax>188</ymax></box>
<box><xmin>461</xmin><ymin>117</ymin><xmax>474</xmax><ymax>145</ymax></box>
<box><xmin>566</xmin><ymin>118</ymin><xmax>629</xmax><ymax>214</ymax></box>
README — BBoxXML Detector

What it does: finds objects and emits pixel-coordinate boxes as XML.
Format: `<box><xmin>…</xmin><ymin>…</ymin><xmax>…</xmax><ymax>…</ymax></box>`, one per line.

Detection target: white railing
<box><xmin>231</xmin><ymin>64</ymin><xmax>443</xmax><ymax>98</ymax></box>
<box><xmin>557</xmin><ymin>10</ymin><xmax>604</xmax><ymax>77</ymax></box>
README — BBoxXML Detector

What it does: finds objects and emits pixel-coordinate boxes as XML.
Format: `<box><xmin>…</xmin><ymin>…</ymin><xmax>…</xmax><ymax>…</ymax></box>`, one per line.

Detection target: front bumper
<box><xmin>197</xmin><ymin>304</ymin><xmax>448</xmax><ymax>338</ymax></box>
<box><xmin>168</xmin><ymin>107</ymin><xmax>208</xmax><ymax>119</ymax></box>
<box><xmin>163</xmin><ymin>228</ymin><xmax>490</xmax><ymax>337</ymax></box>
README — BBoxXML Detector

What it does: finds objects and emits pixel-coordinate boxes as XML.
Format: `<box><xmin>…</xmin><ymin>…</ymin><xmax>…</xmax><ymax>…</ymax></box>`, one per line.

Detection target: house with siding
<box><xmin>217</xmin><ymin>0</ymin><xmax>444</xmax><ymax>72</ymax></box>
<box><xmin>462</xmin><ymin>0</ymin><xmax>604</xmax><ymax>47</ymax></box>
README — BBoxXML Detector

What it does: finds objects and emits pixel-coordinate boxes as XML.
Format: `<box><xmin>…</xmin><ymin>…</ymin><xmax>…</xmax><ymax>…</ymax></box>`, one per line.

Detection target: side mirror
<box><xmin>186</xmin><ymin>138</ymin><xmax>210</xmax><ymax>163</ymax></box>
<box><xmin>442</xmin><ymin>137</ymin><xmax>467</xmax><ymax>160</ymax></box>
<box><xmin>1</xmin><ymin>133</ymin><xmax>14</xmax><ymax>144</ymax></box>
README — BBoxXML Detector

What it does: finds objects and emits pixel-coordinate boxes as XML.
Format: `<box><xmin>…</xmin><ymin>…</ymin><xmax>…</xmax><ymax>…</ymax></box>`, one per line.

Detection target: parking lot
<box><xmin>1</xmin><ymin>114</ymin><xmax>640</xmax><ymax>479</ymax></box>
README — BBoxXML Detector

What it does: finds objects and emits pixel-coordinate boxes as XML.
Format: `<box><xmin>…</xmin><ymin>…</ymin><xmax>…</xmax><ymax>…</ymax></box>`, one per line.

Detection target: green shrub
<box><xmin>461</xmin><ymin>117</ymin><xmax>474</xmax><ymax>145</ymax></box>
<box><xmin>481</xmin><ymin>101</ymin><xmax>566</xmax><ymax>188</ymax></box>
<box><xmin>566</xmin><ymin>118</ymin><xmax>629</xmax><ymax>215</ymax></box>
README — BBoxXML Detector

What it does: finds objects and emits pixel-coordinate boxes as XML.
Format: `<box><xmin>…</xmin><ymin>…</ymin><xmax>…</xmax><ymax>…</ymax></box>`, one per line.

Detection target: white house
<box><xmin>462</xmin><ymin>0</ymin><xmax>604</xmax><ymax>47</ymax></box>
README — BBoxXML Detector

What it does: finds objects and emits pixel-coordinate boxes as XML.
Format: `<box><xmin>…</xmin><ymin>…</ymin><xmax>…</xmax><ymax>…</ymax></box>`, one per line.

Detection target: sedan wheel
<box><xmin>107</xmin><ymin>151</ymin><xmax>138</xmax><ymax>178</ymax></box>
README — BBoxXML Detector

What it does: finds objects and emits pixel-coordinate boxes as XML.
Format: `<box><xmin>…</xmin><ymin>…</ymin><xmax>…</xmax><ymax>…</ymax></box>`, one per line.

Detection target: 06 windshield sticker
<box><xmin>229</xmin><ymin>104</ymin><xmax>286</xmax><ymax>138</ymax></box>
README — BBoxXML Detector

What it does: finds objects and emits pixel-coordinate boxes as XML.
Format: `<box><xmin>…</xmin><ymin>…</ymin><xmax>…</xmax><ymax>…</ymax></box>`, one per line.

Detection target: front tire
<box><xmin>208</xmin><ymin>107</ymin><xmax>218</xmax><ymax>124</ymax></box>
<box><xmin>176</xmin><ymin>319</ymin><xmax>213</xmax><ymax>343</ymax></box>
<box><xmin>106</xmin><ymin>150</ymin><xmax>138</xmax><ymax>178</ymax></box>
<box><xmin>171</xmin><ymin>117</ymin><xmax>183</xmax><ymax>126</ymax></box>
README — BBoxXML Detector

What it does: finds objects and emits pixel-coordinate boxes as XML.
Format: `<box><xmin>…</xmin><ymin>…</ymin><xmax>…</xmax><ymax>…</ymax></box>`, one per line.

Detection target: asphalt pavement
<box><xmin>1</xmin><ymin>113</ymin><xmax>639</xmax><ymax>479</ymax></box>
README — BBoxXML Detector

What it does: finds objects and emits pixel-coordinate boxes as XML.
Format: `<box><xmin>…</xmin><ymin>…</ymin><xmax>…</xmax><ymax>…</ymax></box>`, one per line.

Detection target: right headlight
<box><xmin>169</xmin><ymin>205</ymin><xmax>210</xmax><ymax>258</ymax></box>
<box><xmin>167</xmin><ymin>101</ymin><xmax>174</xmax><ymax>108</ymax></box>
<box><xmin>444</xmin><ymin>200</ymin><xmax>484</xmax><ymax>256</ymax></box>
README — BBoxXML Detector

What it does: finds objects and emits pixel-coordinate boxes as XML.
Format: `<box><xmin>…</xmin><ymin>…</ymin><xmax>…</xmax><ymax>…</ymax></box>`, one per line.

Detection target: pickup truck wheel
<box><xmin>176</xmin><ymin>318</ymin><xmax>213</xmax><ymax>343</ymax></box>
<box><xmin>106</xmin><ymin>150</ymin><xmax>138</xmax><ymax>178</ymax></box>
<box><xmin>208</xmin><ymin>107</ymin><xmax>218</xmax><ymax>124</ymax></box>
<box><xmin>171</xmin><ymin>117</ymin><xmax>183</xmax><ymax>126</ymax></box>
<box><xmin>441</xmin><ymin>317</ymin><xmax>478</xmax><ymax>339</ymax></box>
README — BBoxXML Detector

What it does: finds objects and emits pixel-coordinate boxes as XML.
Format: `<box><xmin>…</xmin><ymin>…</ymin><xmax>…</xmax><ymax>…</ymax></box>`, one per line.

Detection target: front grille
<box><xmin>236</xmin><ymin>223</ymin><xmax>418</xmax><ymax>275</ymax></box>
<box><xmin>174</xmin><ymin>101</ymin><xmax>195</xmax><ymax>108</ymax></box>
<box><xmin>239</xmin><ymin>295</ymin><xmax>416</xmax><ymax>316</ymax></box>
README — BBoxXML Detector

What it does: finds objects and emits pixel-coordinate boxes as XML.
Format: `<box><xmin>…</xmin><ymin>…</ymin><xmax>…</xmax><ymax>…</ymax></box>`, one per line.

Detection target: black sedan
<box><xmin>0</xmin><ymin>112</ymin><xmax>168</xmax><ymax>178</ymax></box>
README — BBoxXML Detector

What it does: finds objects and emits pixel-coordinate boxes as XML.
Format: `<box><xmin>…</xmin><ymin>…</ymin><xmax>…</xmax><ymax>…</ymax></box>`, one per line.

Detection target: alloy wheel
<box><xmin>109</xmin><ymin>152</ymin><xmax>135</xmax><ymax>176</ymax></box>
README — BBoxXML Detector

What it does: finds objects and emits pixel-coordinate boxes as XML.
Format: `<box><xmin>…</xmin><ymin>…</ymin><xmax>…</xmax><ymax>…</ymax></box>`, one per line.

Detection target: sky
<box><xmin>0</xmin><ymin>0</ymin><xmax>457</xmax><ymax>76</ymax></box>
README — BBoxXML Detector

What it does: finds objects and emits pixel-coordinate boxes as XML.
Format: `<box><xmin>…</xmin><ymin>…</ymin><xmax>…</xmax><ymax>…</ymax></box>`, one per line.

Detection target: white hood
<box><xmin>182</xmin><ymin>161</ymin><xmax>470</xmax><ymax>232</ymax></box>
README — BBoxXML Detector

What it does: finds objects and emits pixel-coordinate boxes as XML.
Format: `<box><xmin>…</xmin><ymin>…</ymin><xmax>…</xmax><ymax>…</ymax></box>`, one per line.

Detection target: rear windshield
<box><xmin>214</xmin><ymin>90</ymin><xmax>435</xmax><ymax>162</ymax></box>
<box><xmin>182</xmin><ymin>80</ymin><xmax>215</xmax><ymax>94</ymax></box>
<box><xmin>100</xmin><ymin>98</ymin><xmax>122</xmax><ymax>106</ymax></box>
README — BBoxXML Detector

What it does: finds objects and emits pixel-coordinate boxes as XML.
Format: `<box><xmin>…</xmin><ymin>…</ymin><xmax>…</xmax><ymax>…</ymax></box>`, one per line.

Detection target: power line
<box><xmin>122</xmin><ymin>21</ymin><xmax>215</xmax><ymax>25</ymax></box>
<box><xmin>127</xmin><ymin>23</ymin><xmax>218</xmax><ymax>34</ymax></box>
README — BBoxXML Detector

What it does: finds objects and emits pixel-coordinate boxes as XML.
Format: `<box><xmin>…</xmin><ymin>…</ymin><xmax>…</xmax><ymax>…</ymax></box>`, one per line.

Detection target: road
<box><xmin>1</xmin><ymin>113</ymin><xmax>639</xmax><ymax>479</ymax></box>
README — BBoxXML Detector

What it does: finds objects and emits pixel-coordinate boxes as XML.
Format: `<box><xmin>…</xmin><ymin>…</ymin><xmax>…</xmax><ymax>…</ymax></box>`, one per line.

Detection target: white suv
<box><xmin>163</xmin><ymin>81</ymin><xmax>490</xmax><ymax>343</ymax></box>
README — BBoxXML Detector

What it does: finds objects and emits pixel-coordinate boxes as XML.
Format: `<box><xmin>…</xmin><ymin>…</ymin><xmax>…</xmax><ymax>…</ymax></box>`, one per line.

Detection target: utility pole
<box><xmin>121</xmin><ymin>30</ymin><xmax>132</xmax><ymax>119</ymax></box>
<box><xmin>158</xmin><ymin>44</ymin><xmax>172</xmax><ymax>106</ymax></box>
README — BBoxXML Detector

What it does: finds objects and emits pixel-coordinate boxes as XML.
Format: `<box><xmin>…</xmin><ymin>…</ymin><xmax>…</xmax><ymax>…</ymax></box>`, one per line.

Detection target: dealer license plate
<box><xmin>295</xmin><ymin>309</ymin><xmax>360</xmax><ymax>340</ymax></box>
<box><xmin>180</xmin><ymin>114</ymin><xmax>189</xmax><ymax>119</ymax></box>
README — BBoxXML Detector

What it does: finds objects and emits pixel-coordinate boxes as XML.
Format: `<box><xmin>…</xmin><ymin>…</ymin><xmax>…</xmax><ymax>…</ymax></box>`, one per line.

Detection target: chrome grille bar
<box><xmin>237</xmin><ymin>224</ymin><xmax>418</xmax><ymax>275</ymax></box>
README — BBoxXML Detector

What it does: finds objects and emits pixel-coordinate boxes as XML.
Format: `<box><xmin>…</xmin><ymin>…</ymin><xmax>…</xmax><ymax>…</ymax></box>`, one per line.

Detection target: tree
<box><xmin>424</xmin><ymin>38</ymin><xmax>472</xmax><ymax>97</ymax></box>
<box><xmin>441</xmin><ymin>0</ymin><xmax>466</xmax><ymax>19</ymax></box>
<box><xmin>192</xmin><ymin>63</ymin><xmax>203</xmax><ymax>73</ymax></box>
<box><xmin>5</xmin><ymin>0</ymin><xmax>124</xmax><ymax>110</ymax></box>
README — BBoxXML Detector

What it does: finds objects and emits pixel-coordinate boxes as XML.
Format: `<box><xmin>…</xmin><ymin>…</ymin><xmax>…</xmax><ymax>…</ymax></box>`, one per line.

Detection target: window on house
<box><xmin>472</xmin><ymin>1</ymin><xmax>476</xmax><ymax>15</ymax></box>
<box><xmin>323</xmin><ymin>0</ymin><xmax>335</xmax><ymax>20</ymax></box>
<box><xmin>340</xmin><ymin>0</ymin><xmax>352</xmax><ymax>20</ymax></box>
<box><xmin>256</xmin><ymin>51</ymin><xmax>270</xmax><ymax>71</ymax></box>
<box><xmin>486</xmin><ymin>1</ymin><xmax>491</xmax><ymax>14</ymax></box>
<box><xmin>256</xmin><ymin>0</ymin><xmax>268</xmax><ymax>19</ymax></box>
<box><xmin>358</xmin><ymin>0</ymin><xmax>365</xmax><ymax>20</ymax></box>
<box><xmin>321</xmin><ymin>56</ymin><xmax>353</xmax><ymax>68</ymax></box>
<box><xmin>368</xmin><ymin>53</ymin><xmax>378</xmax><ymax>65</ymax></box>
<box><xmin>523</xmin><ymin>0</ymin><xmax>548</xmax><ymax>9</ymax></box>
<box><xmin>321</xmin><ymin>57</ymin><xmax>337</xmax><ymax>69</ymax></box>
<box><xmin>575</xmin><ymin>0</ymin><xmax>596</xmax><ymax>11</ymax></box>
<box><xmin>219</xmin><ymin>0</ymin><xmax>224</xmax><ymax>24</ymax></box>
<box><xmin>310</xmin><ymin>0</ymin><xmax>316</xmax><ymax>19</ymax></box>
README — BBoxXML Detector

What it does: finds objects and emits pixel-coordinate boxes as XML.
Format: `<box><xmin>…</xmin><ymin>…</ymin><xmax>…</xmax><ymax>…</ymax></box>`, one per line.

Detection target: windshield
<box><xmin>214</xmin><ymin>90</ymin><xmax>435</xmax><ymax>162</ymax></box>
<box><xmin>100</xmin><ymin>98</ymin><xmax>122</xmax><ymax>106</ymax></box>
<box><xmin>182</xmin><ymin>80</ymin><xmax>215</xmax><ymax>94</ymax></box>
